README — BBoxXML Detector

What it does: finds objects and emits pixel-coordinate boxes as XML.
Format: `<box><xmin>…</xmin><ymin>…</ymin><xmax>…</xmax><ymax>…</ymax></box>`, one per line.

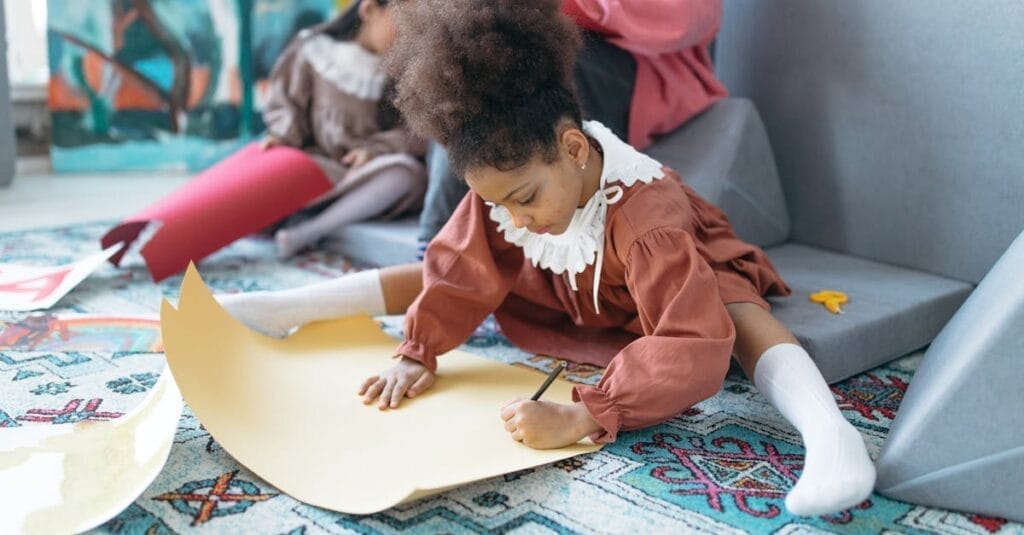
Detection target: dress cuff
<box><xmin>572</xmin><ymin>384</ymin><xmax>623</xmax><ymax>443</ymax></box>
<box><xmin>266</xmin><ymin>122</ymin><xmax>301</xmax><ymax>147</ymax></box>
<box><xmin>395</xmin><ymin>340</ymin><xmax>438</xmax><ymax>373</ymax></box>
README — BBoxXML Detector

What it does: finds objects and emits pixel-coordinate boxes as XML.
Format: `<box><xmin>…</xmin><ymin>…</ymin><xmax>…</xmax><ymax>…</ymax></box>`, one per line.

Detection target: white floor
<box><xmin>0</xmin><ymin>156</ymin><xmax>193</xmax><ymax>232</ymax></box>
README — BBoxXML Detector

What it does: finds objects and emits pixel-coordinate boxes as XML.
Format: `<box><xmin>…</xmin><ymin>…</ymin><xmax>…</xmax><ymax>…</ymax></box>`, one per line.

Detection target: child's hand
<box><xmin>359</xmin><ymin>356</ymin><xmax>435</xmax><ymax>410</ymax></box>
<box><xmin>341</xmin><ymin>147</ymin><xmax>373</xmax><ymax>169</ymax></box>
<box><xmin>500</xmin><ymin>399</ymin><xmax>602</xmax><ymax>449</ymax></box>
<box><xmin>260</xmin><ymin>135</ymin><xmax>283</xmax><ymax>151</ymax></box>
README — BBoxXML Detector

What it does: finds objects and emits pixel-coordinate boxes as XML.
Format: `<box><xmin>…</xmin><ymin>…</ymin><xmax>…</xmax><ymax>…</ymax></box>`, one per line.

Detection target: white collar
<box><xmin>301</xmin><ymin>35</ymin><xmax>387</xmax><ymax>100</ymax></box>
<box><xmin>488</xmin><ymin>121</ymin><xmax>665</xmax><ymax>312</ymax></box>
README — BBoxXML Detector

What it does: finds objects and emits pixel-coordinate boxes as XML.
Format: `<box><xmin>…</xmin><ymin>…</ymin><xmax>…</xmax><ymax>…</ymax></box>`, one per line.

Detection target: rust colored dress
<box><xmin>396</xmin><ymin>122</ymin><xmax>790</xmax><ymax>443</ymax></box>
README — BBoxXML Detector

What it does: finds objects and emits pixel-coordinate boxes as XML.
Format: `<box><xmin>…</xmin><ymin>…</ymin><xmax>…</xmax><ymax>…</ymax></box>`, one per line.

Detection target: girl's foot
<box><xmin>215</xmin><ymin>291</ymin><xmax>301</xmax><ymax>338</ymax></box>
<box><xmin>213</xmin><ymin>269</ymin><xmax>388</xmax><ymax>338</ymax></box>
<box><xmin>275</xmin><ymin>228</ymin><xmax>306</xmax><ymax>259</ymax></box>
<box><xmin>754</xmin><ymin>343</ymin><xmax>876</xmax><ymax>516</ymax></box>
<box><xmin>785</xmin><ymin>420</ymin><xmax>876</xmax><ymax>516</ymax></box>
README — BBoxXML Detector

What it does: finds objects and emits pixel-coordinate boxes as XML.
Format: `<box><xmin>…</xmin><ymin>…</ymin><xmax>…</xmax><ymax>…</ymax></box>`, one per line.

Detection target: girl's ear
<box><xmin>560</xmin><ymin>126</ymin><xmax>589</xmax><ymax>169</ymax></box>
<box><xmin>357</xmin><ymin>0</ymin><xmax>374</xmax><ymax>20</ymax></box>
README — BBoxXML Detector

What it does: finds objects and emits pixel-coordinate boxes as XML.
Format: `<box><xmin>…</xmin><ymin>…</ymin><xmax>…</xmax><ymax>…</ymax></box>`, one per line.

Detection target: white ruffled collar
<box><xmin>488</xmin><ymin>121</ymin><xmax>665</xmax><ymax>312</ymax></box>
<box><xmin>300</xmin><ymin>34</ymin><xmax>387</xmax><ymax>100</ymax></box>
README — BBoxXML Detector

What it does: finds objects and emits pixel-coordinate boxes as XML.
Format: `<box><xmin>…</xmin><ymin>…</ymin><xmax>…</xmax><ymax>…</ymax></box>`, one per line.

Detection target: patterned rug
<box><xmin>1</xmin><ymin>221</ymin><xmax>1021</xmax><ymax>535</ymax></box>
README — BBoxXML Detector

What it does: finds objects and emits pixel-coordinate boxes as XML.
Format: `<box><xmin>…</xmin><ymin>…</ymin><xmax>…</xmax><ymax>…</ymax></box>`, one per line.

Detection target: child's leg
<box><xmin>276</xmin><ymin>166</ymin><xmax>416</xmax><ymax>258</ymax></box>
<box><xmin>726</xmin><ymin>302</ymin><xmax>876</xmax><ymax>516</ymax></box>
<box><xmin>216</xmin><ymin>262</ymin><xmax>423</xmax><ymax>337</ymax></box>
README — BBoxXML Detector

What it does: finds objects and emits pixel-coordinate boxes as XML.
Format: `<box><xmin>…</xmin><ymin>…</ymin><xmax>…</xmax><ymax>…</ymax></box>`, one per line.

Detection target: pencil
<box><xmin>530</xmin><ymin>361</ymin><xmax>567</xmax><ymax>401</ymax></box>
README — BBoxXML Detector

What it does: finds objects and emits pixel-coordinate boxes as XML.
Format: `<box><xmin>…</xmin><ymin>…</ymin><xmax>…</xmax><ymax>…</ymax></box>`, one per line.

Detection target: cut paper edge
<box><xmin>163</xmin><ymin>264</ymin><xmax>601</xmax><ymax>514</ymax></box>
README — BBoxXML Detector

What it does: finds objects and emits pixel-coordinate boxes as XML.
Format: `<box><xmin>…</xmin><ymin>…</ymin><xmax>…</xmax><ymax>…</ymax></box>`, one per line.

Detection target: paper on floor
<box><xmin>161</xmin><ymin>265</ymin><xmax>601</xmax><ymax>514</ymax></box>
<box><xmin>0</xmin><ymin>313</ymin><xmax>162</xmax><ymax>352</ymax></box>
<box><xmin>0</xmin><ymin>366</ymin><xmax>183</xmax><ymax>535</ymax></box>
<box><xmin>0</xmin><ymin>244</ymin><xmax>121</xmax><ymax>311</ymax></box>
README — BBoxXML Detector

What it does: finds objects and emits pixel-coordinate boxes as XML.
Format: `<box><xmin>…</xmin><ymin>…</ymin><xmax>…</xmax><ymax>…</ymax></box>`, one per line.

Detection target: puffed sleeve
<box><xmin>572</xmin><ymin>227</ymin><xmax>735</xmax><ymax>442</ymax></box>
<box><xmin>396</xmin><ymin>194</ymin><xmax>523</xmax><ymax>371</ymax></box>
<box><xmin>261</xmin><ymin>38</ymin><xmax>314</xmax><ymax>147</ymax></box>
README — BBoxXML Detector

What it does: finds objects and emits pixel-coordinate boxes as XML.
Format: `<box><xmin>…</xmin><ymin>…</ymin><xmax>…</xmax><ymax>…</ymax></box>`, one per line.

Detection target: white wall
<box><xmin>5</xmin><ymin>0</ymin><xmax>47</xmax><ymax>87</ymax></box>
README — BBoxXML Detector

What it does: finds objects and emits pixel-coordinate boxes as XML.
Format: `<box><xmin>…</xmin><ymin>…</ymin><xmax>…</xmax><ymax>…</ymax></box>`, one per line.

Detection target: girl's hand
<box><xmin>359</xmin><ymin>356</ymin><xmax>435</xmax><ymax>410</ymax></box>
<box><xmin>500</xmin><ymin>399</ymin><xmax>602</xmax><ymax>449</ymax></box>
<box><xmin>260</xmin><ymin>135</ymin><xmax>283</xmax><ymax>151</ymax></box>
<box><xmin>341</xmin><ymin>147</ymin><xmax>373</xmax><ymax>169</ymax></box>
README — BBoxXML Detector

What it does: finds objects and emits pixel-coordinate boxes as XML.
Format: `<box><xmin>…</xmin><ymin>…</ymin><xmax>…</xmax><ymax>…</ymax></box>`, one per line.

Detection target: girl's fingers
<box><xmin>504</xmin><ymin>420</ymin><xmax>516</xmax><ymax>432</ymax></box>
<box><xmin>390</xmin><ymin>379</ymin><xmax>410</xmax><ymax>408</ymax></box>
<box><xmin>511</xmin><ymin>429</ymin><xmax>524</xmax><ymax>442</ymax></box>
<box><xmin>358</xmin><ymin>375</ymin><xmax>378</xmax><ymax>395</ymax></box>
<box><xmin>406</xmin><ymin>372</ymin><xmax>433</xmax><ymax>398</ymax></box>
<box><xmin>378</xmin><ymin>377</ymin><xmax>396</xmax><ymax>410</ymax></box>
<box><xmin>361</xmin><ymin>378</ymin><xmax>384</xmax><ymax>404</ymax></box>
<box><xmin>500</xmin><ymin>402</ymin><xmax>520</xmax><ymax>421</ymax></box>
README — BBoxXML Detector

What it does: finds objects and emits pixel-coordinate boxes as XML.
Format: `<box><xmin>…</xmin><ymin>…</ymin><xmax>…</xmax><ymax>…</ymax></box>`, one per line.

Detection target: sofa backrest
<box><xmin>715</xmin><ymin>0</ymin><xmax>1024</xmax><ymax>283</ymax></box>
<box><xmin>646</xmin><ymin>98</ymin><xmax>791</xmax><ymax>249</ymax></box>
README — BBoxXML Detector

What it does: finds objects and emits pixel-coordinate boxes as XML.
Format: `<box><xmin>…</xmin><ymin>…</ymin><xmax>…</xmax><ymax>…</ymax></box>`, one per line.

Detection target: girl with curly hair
<box><xmin>415</xmin><ymin>0</ymin><xmax>728</xmax><ymax>248</ymax></box>
<box><xmin>220</xmin><ymin>0</ymin><xmax>875</xmax><ymax>516</ymax></box>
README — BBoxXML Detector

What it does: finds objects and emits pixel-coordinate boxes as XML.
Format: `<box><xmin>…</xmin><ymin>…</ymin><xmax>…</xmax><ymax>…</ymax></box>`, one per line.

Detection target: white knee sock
<box><xmin>753</xmin><ymin>343</ymin><xmax>876</xmax><ymax>516</ymax></box>
<box><xmin>214</xmin><ymin>269</ymin><xmax>387</xmax><ymax>338</ymax></box>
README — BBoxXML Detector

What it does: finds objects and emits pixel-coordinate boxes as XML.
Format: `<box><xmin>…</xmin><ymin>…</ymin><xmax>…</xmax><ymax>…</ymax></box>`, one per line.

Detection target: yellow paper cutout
<box><xmin>161</xmin><ymin>265</ymin><xmax>601</xmax><ymax>514</ymax></box>
<box><xmin>810</xmin><ymin>289</ymin><xmax>849</xmax><ymax>314</ymax></box>
<box><xmin>0</xmin><ymin>367</ymin><xmax>182</xmax><ymax>535</ymax></box>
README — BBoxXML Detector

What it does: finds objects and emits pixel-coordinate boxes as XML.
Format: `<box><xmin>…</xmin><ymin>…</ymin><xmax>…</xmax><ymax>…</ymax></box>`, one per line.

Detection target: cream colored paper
<box><xmin>161</xmin><ymin>265</ymin><xmax>601</xmax><ymax>514</ymax></box>
<box><xmin>0</xmin><ymin>366</ymin><xmax>182</xmax><ymax>535</ymax></box>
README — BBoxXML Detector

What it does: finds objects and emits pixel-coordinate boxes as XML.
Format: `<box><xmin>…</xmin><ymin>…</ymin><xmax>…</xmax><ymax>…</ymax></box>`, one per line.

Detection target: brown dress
<box><xmin>396</xmin><ymin>158</ymin><xmax>791</xmax><ymax>443</ymax></box>
<box><xmin>263</xmin><ymin>31</ymin><xmax>427</xmax><ymax>215</ymax></box>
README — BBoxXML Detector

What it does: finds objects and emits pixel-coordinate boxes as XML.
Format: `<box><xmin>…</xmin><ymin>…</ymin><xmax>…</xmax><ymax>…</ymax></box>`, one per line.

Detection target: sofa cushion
<box><xmin>645</xmin><ymin>98</ymin><xmax>790</xmax><ymax>248</ymax></box>
<box><xmin>874</xmin><ymin>231</ymin><xmax>1024</xmax><ymax>522</ymax></box>
<box><xmin>765</xmin><ymin>243</ymin><xmax>972</xmax><ymax>382</ymax></box>
<box><xmin>324</xmin><ymin>217</ymin><xmax>419</xmax><ymax>267</ymax></box>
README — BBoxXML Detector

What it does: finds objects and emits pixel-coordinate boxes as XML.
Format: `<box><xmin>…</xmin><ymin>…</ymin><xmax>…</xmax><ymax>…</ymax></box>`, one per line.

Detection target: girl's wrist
<box><xmin>571</xmin><ymin>402</ymin><xmax>603</xmax><ymax>439</ymax></box>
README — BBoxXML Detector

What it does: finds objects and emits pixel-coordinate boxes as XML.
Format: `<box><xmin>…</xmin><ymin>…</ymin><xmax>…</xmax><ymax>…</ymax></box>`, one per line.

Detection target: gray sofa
<box><xmin>327</xmin><ymin>0</ymin><xmax>1024</xmax><ymax>519</ymax></box>
<box><xmin>874</xmin><ymin>229</ymin><xmax>1024</xmax><ymax>522</ymax></box>
<box><xmin>714</xmin><ymin>0</ymin><xmax>1024</xmax><ymax>521</ymax></box>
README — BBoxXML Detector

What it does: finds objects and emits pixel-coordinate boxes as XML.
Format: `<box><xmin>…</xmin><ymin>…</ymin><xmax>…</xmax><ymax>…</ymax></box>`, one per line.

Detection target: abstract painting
<box><xmin>47</xmin><ymin>0</ymin><xmax>344</xmax><ymax>172</ymax></box>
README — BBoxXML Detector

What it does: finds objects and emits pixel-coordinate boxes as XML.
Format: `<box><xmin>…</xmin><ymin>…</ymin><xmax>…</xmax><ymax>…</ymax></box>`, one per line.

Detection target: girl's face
<box><xmin>466</xmin><ymin>127</ymin><xmax>601</xmax><ymax>236</ymax></box>
<box><xmin>357</xmin><ymin>0</ymin><xmax>399</xmax><ymax>54</ymax></box>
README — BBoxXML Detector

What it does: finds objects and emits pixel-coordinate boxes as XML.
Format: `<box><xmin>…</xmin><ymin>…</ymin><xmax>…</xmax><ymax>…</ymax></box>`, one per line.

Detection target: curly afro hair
<box><xmin>384</xmin><ymin>0</ymin><xmax>582</xmax><ymax>176</ymax></box>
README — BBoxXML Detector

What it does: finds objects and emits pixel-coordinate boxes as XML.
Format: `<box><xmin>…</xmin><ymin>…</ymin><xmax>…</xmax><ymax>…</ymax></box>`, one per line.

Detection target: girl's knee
<box><xmin>726</xmin><ymin>302</ymin><xmax>798</xmax><ymax>363</ymax></box>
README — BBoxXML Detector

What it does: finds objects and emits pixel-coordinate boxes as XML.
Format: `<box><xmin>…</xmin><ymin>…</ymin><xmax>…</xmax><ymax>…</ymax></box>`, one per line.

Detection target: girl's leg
<box><xmin>380</xmin><ymin>262</ymin><xmax>424</xmax><ymax>313</ymax></box>
<box><xmin>726</xmin><ymin>302</ymin><xmax>876</xmax><ymax>516</ymax></box>
<box><xmin>216</xmin><ymin>262</ymin><xmax>423</xmax><ymax>337</ymax></box>
<box><xmin>276</xmin><ymin>166</ymin><xmax>416</xmax><ymax>258</ymax></box>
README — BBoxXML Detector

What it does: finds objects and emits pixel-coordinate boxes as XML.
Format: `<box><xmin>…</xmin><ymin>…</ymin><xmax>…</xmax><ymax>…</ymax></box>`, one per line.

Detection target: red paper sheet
<box><xmin>102</xmin><ymin>144</ymin><xmax>331</xmax><ymax>281</ymax></box>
